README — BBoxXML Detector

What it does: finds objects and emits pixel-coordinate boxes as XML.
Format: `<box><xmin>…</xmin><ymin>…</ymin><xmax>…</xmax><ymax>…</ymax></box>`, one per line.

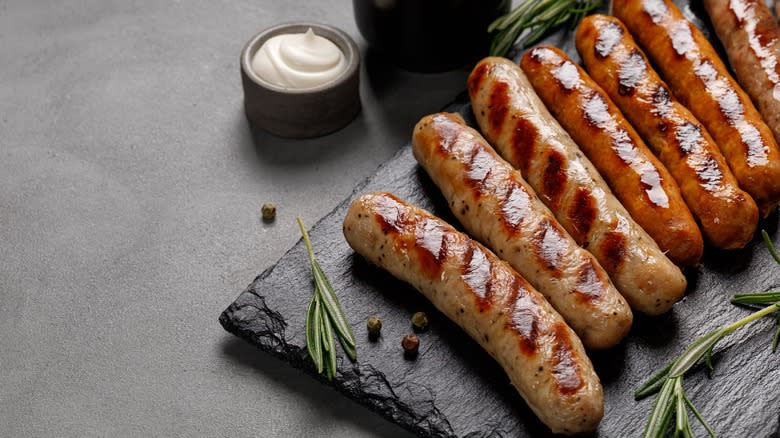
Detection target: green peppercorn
<box><xmin>402</xmin><ymin>333</ymin><xmax>419</xmax><ymax>357</ymax></box>
<box><xmin>261</xmin><ymin>203</ymin><xmax>276</xmax><ymax>222</ymax></box>
<box><xmin>411</xmin><ymin>311</ymin><xmax>428</xmax><ymax>332</ymax></box>
<box><xmin>367</xmin><ymin>316</ymin><xmax>382</xmax><ymax>339</ymax></box>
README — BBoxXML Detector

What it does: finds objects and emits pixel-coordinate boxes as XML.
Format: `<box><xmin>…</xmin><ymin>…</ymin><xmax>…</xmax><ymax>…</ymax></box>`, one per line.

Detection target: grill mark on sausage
<box><xmin>532</xmin><ymin>218</ymin><xmax>568</xmax><ymax>277</ymax></box>
<box><xmin>649</xmin><ymin>84</ymin><xmax>674</xmax><ymax>118</ymax></box>
<box><xmin>468</xmin><ymin>62</ymin><xmax>490</xmax><ymax>98</ymax></box>
<box><xmin>463</xmin><ymin>142</ymin><xmax>495</xmax><ymax>193</ymax></box>
<box><xmin>574</xmin><ymin>258</ymin><xmax>606</xmax><ymax>302</ymax></box>
<box><xmin>541</xmin><ymin>149</ymin><xmax>568</xmax><ymax>208</ymax></box>
<box><xmin>598</xmin><ymin>226</ymin><xmax>628</xmax><ymax>271</ymax></box>
<box><xmin>461</xmin><ymin>243</ymin><xmax>494</xmax><ymax>312</ymax></box>
<box><xmin>595</xmin><ymin>20</ymin><xmax>624</xmax><ymax>58</ymax></box>
<box><xmin>414</xmin><ymin>217</ymin><xmax>448</xmax><ymax>278</ymax></box>
<box><xmin>551</xmin><ymin>323</ymin><xmax>585</xmax><ymax>395</ymax></box>
<box><xmin>488</xmin><ymin>82</ymin><xmax>511</xmax><ymax>134</ymax></box>
<box><xmin>430</xmin><ymin>115</ymin><xmax>463</xmax><ymax>154</ymax></box>
<box><xmin>373</xmin><ymin>194</ymin><xmax>408</xmax><ymax>235</ymax></box>
<box><xmin>618</xmin><ymin>50</ymin><xmax>646</xmax><ymax>96</ymax></box>
<box><xmin>500</xmin><ymin>179</ymin><xmax>533</xmax><ymax>234</ymax></box>
<box><xmin>568</xmin><ymin>187</ymin><xmax>597</xmax><ymax>244</ymax></box>
<box><xmin>506</xmin><ymin>279</ymin><xmax>541</xmax><ymax>355</ymax></box>
<box><xmin>510</xmin><ymin>117</ymin><xmax>538</xmax><ymax>175</ymax></box>
<box><xmin>692</xmin><ymin>59</ymin><xmax>770</xmax><ymax>167</ymax></box>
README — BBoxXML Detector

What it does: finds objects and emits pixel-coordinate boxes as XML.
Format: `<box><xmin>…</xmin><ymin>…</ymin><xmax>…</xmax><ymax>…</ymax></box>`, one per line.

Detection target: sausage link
<box><xmin>468</xmin><ymin>56</ymin><xmax>686</xmax><ymax>315</ymax></box>
<box><xmin>412</xmin><ymin>112</ymin><xmax>632</xmax><ymax>349</ymax></box>
<box><xmin>576</xmin><ymin>15</ymin><xmax>759</xmax><ymax>249</ymax></box>
<box><xmin>343</xmin><ymin>192</ymin><xmax>603</xmax><ymax>434</ymax></box>
<box><xmin>704</xmin><ymin>0</ymin><xmax>780</xmax><ymax>148</ymax></box>
<box><xmin>613</xmin><ymin>0</ymin><xmax>780</xmax><ymax>216</ymax></box>
<box><xmin>520</xmin><ymin>45</ymin><xmax>703</xmax><ymax>265</ymax></box>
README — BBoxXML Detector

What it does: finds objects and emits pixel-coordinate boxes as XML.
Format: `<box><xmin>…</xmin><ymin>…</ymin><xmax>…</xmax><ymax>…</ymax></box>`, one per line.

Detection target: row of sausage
<box><xmin>343</xmin><ymin>0</ymin><xmax>780</xmax><ymax>434</ymax></box>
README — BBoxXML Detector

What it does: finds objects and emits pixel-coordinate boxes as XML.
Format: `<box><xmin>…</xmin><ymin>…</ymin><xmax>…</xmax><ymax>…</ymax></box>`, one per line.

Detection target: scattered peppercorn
<box><xmin>411</xmin><ymin>311</ymin><xmax>429</xmax><ymax>332</ymax></box>
<box><xmin>402</xmin><ymin>333</ymin><xmax>419</xmax><ymax>357</ymax></box>
<box><xmin>367</xmin><ymin>316</ymin><xmax>382</xmax><ymax>339</ymax></box>
<box><xmin>261</xmin><ymin>203</ymin><xmax>276</xmax><ymax>222</ymax></box>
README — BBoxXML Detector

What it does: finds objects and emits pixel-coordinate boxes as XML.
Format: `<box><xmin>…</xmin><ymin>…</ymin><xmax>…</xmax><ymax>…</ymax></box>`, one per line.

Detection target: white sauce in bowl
<box><xmin>252</xmin><ymin>28</ymin><xmax>347</xmax><ymax>89</ymax></box>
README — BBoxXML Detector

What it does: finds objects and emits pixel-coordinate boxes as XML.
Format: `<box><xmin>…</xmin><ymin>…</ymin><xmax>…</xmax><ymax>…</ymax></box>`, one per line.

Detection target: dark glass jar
<box><xmin>353</xmin><ymin>0</ymin><xmax>509</xmax><ymax>72</ymax></box>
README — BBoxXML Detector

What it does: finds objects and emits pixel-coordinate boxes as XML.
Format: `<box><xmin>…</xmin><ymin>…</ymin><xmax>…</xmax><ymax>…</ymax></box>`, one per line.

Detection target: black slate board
<box><xmin>221</xmin><ymin>2</ymin><xmax>780</xmax><ymax>436</ymax></box>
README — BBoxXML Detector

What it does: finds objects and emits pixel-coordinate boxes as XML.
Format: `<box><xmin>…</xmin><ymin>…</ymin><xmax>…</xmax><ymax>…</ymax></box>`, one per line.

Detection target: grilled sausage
<box><xmin>412</xmin><ymin>112</ymin><xmax>632</xmax><ymax>349</ymax></box>
<box><xmin>343</xmin><ymin>192</ymin><xmax>604</xmax><ymax>434</ymax></box>
<box><xmin>613</xmin><ymin>0</ymin><xmax>780</xmax><ymax>217</ymax></box>
<box><xmin>576</xmin><ymin>15</ymin><xmax>759</xmax><ymax>250</ymax></box>
<box><xmin>520</xmin><ymin>45</ymin><xmax>704</xmax><ymax>265</ymax></box>
<box><xmin>704</xmin><ymin>0</ymin><xmax>780</xmax><ymax>148</ymax></box>
<box><xmin>468</xmin><ymin>57</ymin><xmax>687</xmax><ymax>315</ymax></box>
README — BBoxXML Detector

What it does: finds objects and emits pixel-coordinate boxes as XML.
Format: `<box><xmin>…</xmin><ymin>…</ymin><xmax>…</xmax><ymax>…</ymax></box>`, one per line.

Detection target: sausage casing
<box><xmin>412</xmin><ymin>112</ymin><xmax>632</xmax><ymax>349</ymax></box>
<box><xmin>520</xmin><ymin>45</ymin><xmax>704</xmax><ymax>265</ymax></box>
<box><xmin>613</xmin><ymin>0</ymin><xmax>780</xmax><ymax>216</ymax></box>
<box><xmin>468</xmin><ymin>56</ymin><xmax>687</xmax><ymax>315</ymax></box>
<box><xmin>704</xmin><ymin>0</ymin><xmax>780</xmax><ymax>148</ymax></box>
<box><xmin>343</xmin><ymin>192</ymin><xmax>604</xmax><ymax>434</ymax></box>
<box><xmin>576</xmin><ymin>14</ymin><xmax>759</xmax><ymax>249</ymax></box>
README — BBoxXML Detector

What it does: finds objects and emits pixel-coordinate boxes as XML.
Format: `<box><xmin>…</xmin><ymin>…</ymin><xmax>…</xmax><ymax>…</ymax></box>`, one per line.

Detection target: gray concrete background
<box><xmin>0</xmin><ymin>1</ymin><xmax>473</xmax><ymax>436</ymax></box>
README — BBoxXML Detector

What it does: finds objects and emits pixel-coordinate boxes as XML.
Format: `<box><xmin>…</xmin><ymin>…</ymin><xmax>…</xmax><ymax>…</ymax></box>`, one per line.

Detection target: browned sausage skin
<box><xmin>343</xmin><ymin>192</ymin><xmax>604</xmax><ymax>434</ymax></box>
<box><xmin>704</xmin><ymin>0</ymin><xmax>780</xmax><ymax>148</ymax></box>
<box><xmin>576</xmin><ymin>15</ymin><xmax>759</xmax><ymax>250</ymax></box>
<box><xmin>468</xmin><ymin>57</ymin><xmax>686</xmax><ymax>315</ymax></box>
<box><xmin>613</xmin><ymin>0</ymin><xmax>780</xmax><ymax>217</ymax></box>
<box><xmin>520</xmin><ymin>45</ymin><xmax>703</xmax><ymax>265</ymax></box>
<box><xmin>412</xmin><ymin>112</ymin><xmax>632</xmax><ymax>349</ymax></box>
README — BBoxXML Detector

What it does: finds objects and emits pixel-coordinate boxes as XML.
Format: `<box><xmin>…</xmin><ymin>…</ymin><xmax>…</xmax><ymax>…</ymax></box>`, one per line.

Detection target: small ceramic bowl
<box><xmin>240</xmin><ymin>22</ymin><xmax>361</xmax><ymax>139</ymax></box>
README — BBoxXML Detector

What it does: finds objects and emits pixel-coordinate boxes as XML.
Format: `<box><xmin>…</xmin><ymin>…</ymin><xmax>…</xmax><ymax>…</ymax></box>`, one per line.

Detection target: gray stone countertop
<box><xmin>0</xmin><ymin>1</ymin><xmax>472</xmax><ymax>436</ymax></box>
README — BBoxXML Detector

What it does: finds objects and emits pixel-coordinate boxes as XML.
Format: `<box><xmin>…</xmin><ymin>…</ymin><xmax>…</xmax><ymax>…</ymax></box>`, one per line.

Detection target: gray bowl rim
<box><xmin>241</xmin><ymin>22</ymin><xmax>360</xmax><ymax>95</ymax></box>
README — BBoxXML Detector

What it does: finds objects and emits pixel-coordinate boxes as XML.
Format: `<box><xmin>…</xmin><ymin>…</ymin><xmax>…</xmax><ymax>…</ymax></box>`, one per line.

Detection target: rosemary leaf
<box><xmin>773</xmin><ymin>325</ymin><xmax>780</xmax><ymax>353</ymax></box>
<box><xmin>320</xmin><ymin>305</ymin><xmax>337</xmax><ymax>380</ymax></box>
<box><xmin>683</xmin><ymin>393</ymin><xmax>716</xmax><ymax>438</ymax></box>
<box><xmin>313</xmin><ymin>261</ymin><xmax>357</xmax><ymax>350</ymax></box>
<box><xmin>306</xmin><ymin>294</ymin><xmax>324</xmax><ymax>374</ymax></box>
<box><xmin>762</xmin><ymin>230</ymin><xmax>780</xmax><ymax>265</ymax></box>
<box><xmin>642</xmin><ymin>377</ymin><xmax>676</xmax><ymax>438</ymax></box>
<box><xmin>338</xmin><ymin>331</ymin><xmax>358</xmax><ymax>361</ymax></box>
<box><xmin>674</xmin><ymin>378</ymin><xmax>692</xmax><ymax>438</ymax></box>
<box><xmin>668</xmin><ymin>329</ymin><xmax>725</xmax><ymax>378</ymax></box>
<box><xmin>731</xmin><ymin>290</ymin><xmax>780</xmax><ymax>305</ymax></box>
<box><xmin>635</xmin><ymin>362</ymin><xmax>672</xmax><ymax>400</ymax></box>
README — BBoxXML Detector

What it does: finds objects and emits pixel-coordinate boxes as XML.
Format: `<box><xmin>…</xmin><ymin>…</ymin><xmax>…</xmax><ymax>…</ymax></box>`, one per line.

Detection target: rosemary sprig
<box><xmin>297</xmin><ymin>217</ymin><xmax>357</xmax><ymax>380</ymax></box>
<box><xmin>488</xmin><ymin>0</ymin><xmax>601</xmax><ymax>57</ymax></box>
<box><xmin>636</xmin><ymin>230</ymin><xmax>780</xmax><ymax>437</ymax></box>
<box><xmin>732</xmin><ymin>289</ymin><xmax>780</xmax><ymax>352</ymax></box>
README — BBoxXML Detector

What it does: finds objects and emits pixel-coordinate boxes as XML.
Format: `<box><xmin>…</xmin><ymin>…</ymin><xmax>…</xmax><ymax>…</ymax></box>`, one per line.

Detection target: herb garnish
<box><xmin>298</xmin><ymin>217</ymin><xmax>357</xmax><ymax>379</ymax></box>
<box><xmin>488</xmin><ymin>0</ymin><xmax>602</xmax><ymax>57</ymax></box>
<box><xmin>636</xmin><ymin>230</ymin><xmax>780</xmax><ymax>437</ymax></box>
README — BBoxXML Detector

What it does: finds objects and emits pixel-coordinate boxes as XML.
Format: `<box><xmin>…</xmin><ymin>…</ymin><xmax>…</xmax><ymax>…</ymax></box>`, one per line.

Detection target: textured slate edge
<box><xmin>219</xmin><ymin>145</ymin><xmax>457</xmax><ymax>438</ymax></box>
